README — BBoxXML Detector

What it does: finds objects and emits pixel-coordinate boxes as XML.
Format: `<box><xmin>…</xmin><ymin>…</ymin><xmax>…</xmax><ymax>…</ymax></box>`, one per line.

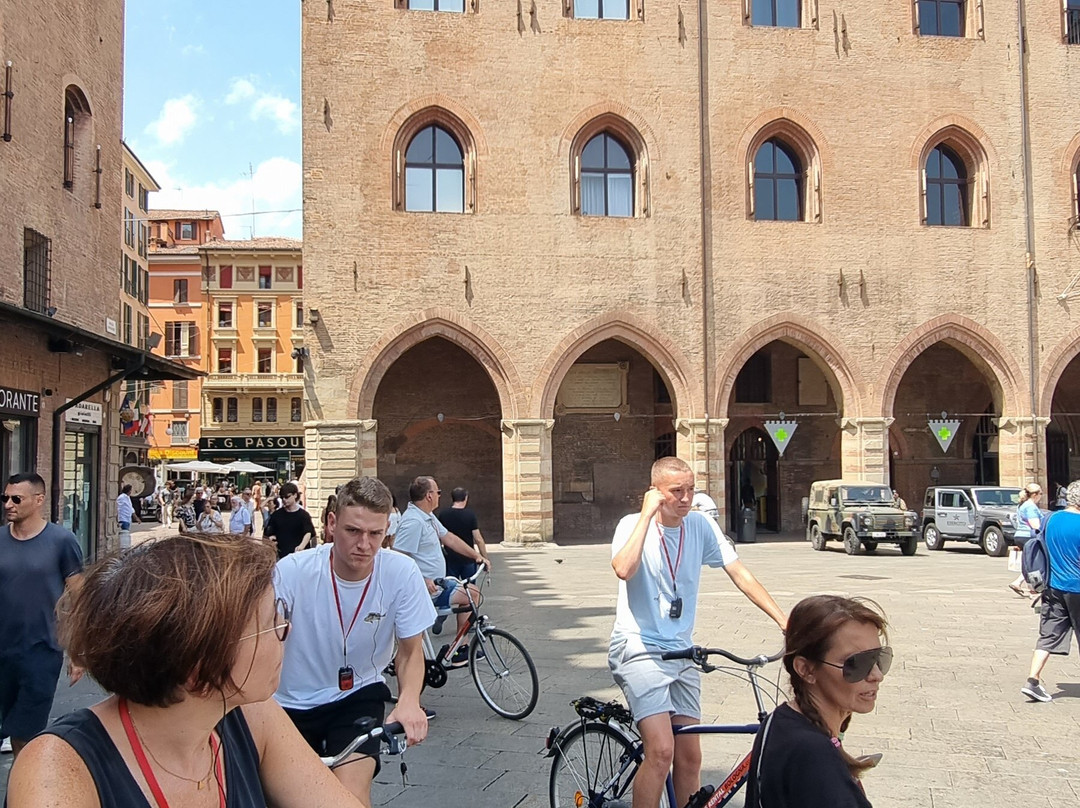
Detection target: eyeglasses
<box><xmin>0</xmin><ymin>494</ymin><xmax>33</xmax><ymax>504</ymax></box>
<box><xmin>820</xmin><ymin>646</ymin><xmax>893</xmax><ymax>683</ymax></box>
<box><xmin>237</xmin><ymin>598</ymin><xmax>291</xmax><ymax>643</ymax></box>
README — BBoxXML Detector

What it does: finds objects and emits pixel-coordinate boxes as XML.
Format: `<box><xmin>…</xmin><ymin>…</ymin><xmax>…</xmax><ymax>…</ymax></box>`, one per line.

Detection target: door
<box><xmin>61</xmin><ymin>429</ymin><xmax>99</xmax><ymax>559</ymax></box>
<box><xmin>728</xmin><ymin>428</ymin><xmax>779</xmax><ymax>532</ymax></box>
<box><xmin>936</xmin><ymin>489</ymin><xmax>974</xmax><ymax>537</ymax></box>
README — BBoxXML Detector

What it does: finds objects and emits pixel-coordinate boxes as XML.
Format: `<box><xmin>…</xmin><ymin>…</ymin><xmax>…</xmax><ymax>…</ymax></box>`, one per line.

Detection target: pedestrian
<box><xmin>263</xmin><ymin>481</ymin><xmax>315</xmax><ymax>559</ymax></box>
<box><xmin>1010</xmin><ymin>483</ymin><xmax>1043</xmax><ymax>598</ymax></box>
<box><xmin>1021</xmin><ymin>480</ymin><xmax>1080</xmax><ymax>703</ymax></box>
<box><xmin>383</xmin><ymin>493</ymin><xmax>400</xmax><ymax>549</ymax></box>
<box><xmin>229</xmin><ymin>494</ymin><xmax>253</xmax><ymax>535</ymax></box>
<box><xmin>321</xmin><ymin>493</ymin><xmax>338</xmax><ymax>544</ymax></box>
<box><xmin>436</xmin><ymin>487</ymin><xmax>493</xmax><ymax>581</ymax></box>
<box><xmin>192</xmin><ymin>486</ymin><xmax>206</xmax><ymax>522</ymax></box>
<box><xmin>609</xmin><ymin>456</ymin><xmax>787</xmax><ymax>808</ymax></box>
<box><xmin>175</xmin><ymin>489</ymin><xmax>197</xmax><ymax>534</ymax></box>
<box><xmin>747</xmin><ymin>595</ymin><xmax>889</xmax><ymax>808</ymax></box>
<box><xmin>0</xmin><ymin>472</ymin><xmax>84</xmax><ymax>761</ymax></box>
<box><xmin>274</xmin><ymin>477</ymin><xmax>434</xmax><ymax>805</ymax></box>
<box><xmin>196</xmin><ymin>500</ymin><xmax>224</xmax><ymax>534</ymax></box>
<box><xmin>115</xmin><ymin>484</ymin><xmax>141</xmax><ymax>549</ymax></box>
<box><xmin>158</xmin><ymin>479</ymin><xmax>177</xmax><ymax>528</ymax></box>
<box><xmin>242</xmin><ymin>486</ymin><xmax>257</xmax><ymax>528</ymax></box>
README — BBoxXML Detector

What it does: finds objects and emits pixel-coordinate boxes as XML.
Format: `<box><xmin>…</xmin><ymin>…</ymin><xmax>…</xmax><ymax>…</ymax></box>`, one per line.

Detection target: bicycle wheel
<box><xmin>469</xmin><ymin>627</ymin><xmax>539</xmax><ymax>719</ymax></box>
<box><xmin>549</xmin><ymin>722</ymin><xmax>639</xmax><ymax>808</ymax></box>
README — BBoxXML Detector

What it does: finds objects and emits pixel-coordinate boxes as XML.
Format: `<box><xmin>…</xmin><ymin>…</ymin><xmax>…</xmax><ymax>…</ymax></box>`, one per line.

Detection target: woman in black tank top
<box><xmin>7</xmin><ymin>534</ymin><xmax>365</xmax><ymax>808</ymax></box>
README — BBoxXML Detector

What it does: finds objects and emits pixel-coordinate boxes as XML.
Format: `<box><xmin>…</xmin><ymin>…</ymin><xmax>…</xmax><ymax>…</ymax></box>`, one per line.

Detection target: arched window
<box><xmin>918</xmin><ymin>0</ymin><xmax>965</xmax><ymax>37</ymax></box>
<box><xmin>752</xmin><ymin>139</ymin><xmax>803</xmax><ymax>221</ymax></box>
<box><xmin>925</xmin><ymin>144</ymin><xmax>969</xmax><ymax>227</ymax></box>
<box><xmin>580</xmin><ymin>133</ymin><xmax>634</xmax><ymax>217</ymax></box>
<box><xmin>404</xmin><ymin>125</ymin><xmax>464</xmax><ymax>213</ymax></box>
<box><xmin>63</xmin><ymin>86</ymin><xmax>92</xmax><ymax>192</ymax></box>
<box><xmin>751</xmin><ymin>0</ymin><xmax>800</xmax><ymax>27</ymax></box>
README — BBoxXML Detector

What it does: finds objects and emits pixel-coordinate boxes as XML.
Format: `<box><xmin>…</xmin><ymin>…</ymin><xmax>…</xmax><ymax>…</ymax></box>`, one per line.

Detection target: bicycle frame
<box><xmin>422</xmin><ymin>568</ymin><xmax>495</xmax><ymax>670</ymax></box>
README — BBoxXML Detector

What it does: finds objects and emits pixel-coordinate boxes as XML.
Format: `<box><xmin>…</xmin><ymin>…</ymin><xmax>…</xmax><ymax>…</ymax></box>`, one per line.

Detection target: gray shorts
<box><xmin>1037</xmin><ymin>589</ymin><xmax>1080</xmax><ymax>655</ymax></box>
<box><xmin>608</xmin><ymin>637</ymin><xmax>701</xmax><ymax>722</ymax></box>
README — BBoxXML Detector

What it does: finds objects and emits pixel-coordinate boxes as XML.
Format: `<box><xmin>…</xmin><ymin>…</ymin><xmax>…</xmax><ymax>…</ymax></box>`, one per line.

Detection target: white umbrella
<box><xmin>166</xmin><ymin>460</ymin><xmax>229</xmax><ymax>473</ymax></box>
<box><xmin>220</xmin><ymin>461</ymin><xmax>274</xmax><ymax>473</ymax></box>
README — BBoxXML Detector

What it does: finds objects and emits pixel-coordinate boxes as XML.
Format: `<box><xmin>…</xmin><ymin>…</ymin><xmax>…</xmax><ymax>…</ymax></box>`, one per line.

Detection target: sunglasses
<box><xmin>237</xmin><ymin>597</ymin><xmax>291</xmax><ymax>643</ymax></box>
<box><xmin>820</xmin><ymin>646</ymin><xmax>893</xmax><ymax>683</ymax></box>
<box><xmin>1</xmin><ymin>494</ymin><xmax>33</xmax><ymax>504</ymax></box>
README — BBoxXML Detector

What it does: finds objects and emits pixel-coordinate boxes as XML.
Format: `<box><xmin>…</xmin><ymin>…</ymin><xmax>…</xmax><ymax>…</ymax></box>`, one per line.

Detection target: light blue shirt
<box><xmin>229</xmin><ymin>504</ymin><xmax>253</xmax><ymax>533</ymax></box>
<box><xmin>1016</xmin><ymin>499</ymin><xmax>1042</xmax><ymax>539</ymax></box>
<box><xmin>393</xmin><ymin>502</ymin><xmax>448</xmax><ymax>579</ymax></box>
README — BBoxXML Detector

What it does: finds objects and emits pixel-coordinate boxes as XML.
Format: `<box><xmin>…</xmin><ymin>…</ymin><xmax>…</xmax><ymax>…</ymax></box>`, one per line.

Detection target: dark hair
<box><xmin>60</xmin><ymin>534</ymin><xmax>277</xmax><ymax>707</ymax></box>
<box><xmin>280</xmin><ymin>482</ymin><xmax>299</xmax><ymax>499</ymax></box>
<box><xmin>7</xmin><ymin>472</ymin><xmax>45</xmax><ymax>492</ymax></box>
<box><xmin>322</xmin><ymin>494</ymin><xmax>337</xmax><ymax>533</ymax></box>
<box><xmin>336</xmin><ymin>477</ymin><xmax>392</xmax><ymax>516</ymax></box>
<box><xmin>783</xmin><ymin>594</ymin><xmax>888</xmax><ymax>778</ymax></box>
<box><xmin>451</xmin><ymin>487</ymin><xmax>468</xmax><ymax>503</ymax></box>
<box><xmin>409</xmin><ymin>476</ymin><xmax>435</xmax><ymax>503</ymax></box>
<box><xmin>121</xmin><ymin>484</ymin><xmax>133</xmax><ymax>495</ymax></box>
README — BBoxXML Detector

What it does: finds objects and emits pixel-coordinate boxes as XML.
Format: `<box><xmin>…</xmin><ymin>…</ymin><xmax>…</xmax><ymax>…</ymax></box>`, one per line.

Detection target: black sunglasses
<box><xmin>1</xmin><ymin>494</ymin><xmax>30</xmax><ymax>504</ymax></box>
<box><xmin>820</xmin><ymin>646</ymin><xmax>893</xmax><ymax>683</ymax></box>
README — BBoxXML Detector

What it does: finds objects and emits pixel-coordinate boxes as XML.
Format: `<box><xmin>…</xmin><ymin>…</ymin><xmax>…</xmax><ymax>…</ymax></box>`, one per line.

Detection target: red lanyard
<box><xmin>330</xmin><ymin>549</ymin><xmax>374</xmax><ymax>661</ymax></box>
<box><xmin>656</xmin><ymin>519</ymin><xmax>684</xmax><ymax>593</ymax></box>
<box><xmin>118</xmin><ymin>698</ymin><xmax>225</xmax><ymax>808</ymax></box>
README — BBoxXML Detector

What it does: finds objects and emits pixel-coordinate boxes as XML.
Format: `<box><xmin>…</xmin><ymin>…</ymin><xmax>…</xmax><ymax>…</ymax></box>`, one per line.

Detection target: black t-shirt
<box><xmin>264</xmin><ymin>506</ymin><xmax>316</xmax><ymax>558</ymax></box>
<box><xmin>745</xmin><ymin>703</ymin><xmax>873</xmax><ymax>808</ymax></box>
<box><xmin>436</xmin><ymin>506</ymin><xmax>479</xmax><ymax>565</ymax></box>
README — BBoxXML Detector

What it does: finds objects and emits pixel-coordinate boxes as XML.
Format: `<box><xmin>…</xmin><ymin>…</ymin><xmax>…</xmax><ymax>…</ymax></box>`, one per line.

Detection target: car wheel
<box><xmin>923</xmin><ymin>523</ymin><xmax>945</xmax><ymax>551</ymax></box>
<box><xmin>981</xmin><ymin>525</ymin><xmax>1007</xmax><ymax>557</ymax></box>
<box><xmin>901</xmin><ymin>535</ymin><xmax>918</xmax><ymax>556</ymax></box>
<box><xmin>843</xmin><ymin>527</ymin><xmax>860</xmax><ymax>556</ymax></box>
<box><xmin>863</xmin><ymin>541</ymin><xmax>878</xmax><ymax>553</ymax></box>
<box><xmin>809</xmin><ymin>523</ymin><xmax>827</xmax><ymax>551</ymax></box>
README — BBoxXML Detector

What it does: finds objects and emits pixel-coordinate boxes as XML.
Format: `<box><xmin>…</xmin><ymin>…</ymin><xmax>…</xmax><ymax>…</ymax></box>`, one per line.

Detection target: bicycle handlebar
<box><xmin>658</xmin><ymin>645</ymin><xmax>784</xmax><ymax>668</ymax></box>
<box><xmin>434</xmin><ymin>561</ymin><xmax>489</xmax><ymax>589</ymax></box>
<box><xmin>322</xmin><ymin>721</ymin><xmax>406</xmax><ymax>769</ymax></box>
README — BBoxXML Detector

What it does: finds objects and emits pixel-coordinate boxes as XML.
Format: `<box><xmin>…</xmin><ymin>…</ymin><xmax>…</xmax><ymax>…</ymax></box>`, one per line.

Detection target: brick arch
<box><xmin>535</xmin><ymin>312</ymin><xmax>695</xmax><ymax>418</ymax></box>
<box><xmin>558</xmin><ymin>102</ymin><xmax>661</xmax><ymax>163</ymax></box>
<box><xmin>61</xmin><ymin>74</ymin><xmax>94</xmax><ymax>116</ymax></box>
<box><xmin>713</xmin><ymin>314</ymin><xmax>864</xmax><ymax>418</ymax></box>
<box><xmin>878</xmin><ymin>315</ymin><xmax>1024</xmax><ymax>418</ymax></box>
<box><xmin>1038</xmin><ymin>324</ymin><xmax>1080</xmax><ymax>417</ymax></box>
<box><xmin>380</xmin><ymin>95</ymin><xmax>488</xmax><ymax>156</ymax></box>
<box><xmin>349</xmin><ymin>309</ymin><xmax>521</xmax><ymax>420</ymax></box>
<box><xmin>909</xmin><ymin>114</ymin><xmax>996</xmax><ymax>169</ymax></box>
<box><xmin>736</xmin><ymin>107</ymin><xmax>832</xmax><ymax>170</ymax></box>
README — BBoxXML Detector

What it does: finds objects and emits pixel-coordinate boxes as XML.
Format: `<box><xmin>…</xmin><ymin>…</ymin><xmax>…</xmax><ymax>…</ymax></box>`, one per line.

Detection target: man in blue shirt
<box><xmin>1022</xmin><ymin>479</ymin><xmax>1080</xmax><ymax>702</ymax></box>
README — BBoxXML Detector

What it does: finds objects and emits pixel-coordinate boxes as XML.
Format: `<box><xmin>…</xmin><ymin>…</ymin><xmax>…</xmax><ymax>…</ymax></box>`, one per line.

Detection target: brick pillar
<box><xmin>996</xmin><ymin>416</ymin><xmax>1048</xmax><ymax>487</ymax></box>
<box><xmin>839</xmin><ymin>417</ymin><xmax>894</xmax><ymax>483</ymax></box>
<box><xmin>303</xmin><ymin>419</ymin><xmax>377</xmax><ymax>514</ymax></box>
<box><xmin>501</xmin><ymin>419</ymin><xmax>554</xmax><ymax>545</ymax></box>
<box><xmin>675</xmin><ymin>418</ymin><xmax>727</xmax><ymax>522</ymax></box>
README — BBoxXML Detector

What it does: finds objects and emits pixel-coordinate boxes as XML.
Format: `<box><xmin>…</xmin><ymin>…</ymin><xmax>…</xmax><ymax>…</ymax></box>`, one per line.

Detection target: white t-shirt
<box><xmin>229</xmin><ymin>505</ymin><xmax>252</xmax><ymax>533</ymax></box>
<box><xmin>273</xmin><ymin>544</ymin><xmax>436</xmax><ymax>709</ymax></box>
<box><xmin>393</xmin><ymin>503</ymin><xmax>448</xmax><ymax>579</ymax></box>
<box><xmin>610</xmin><ymin>510</ymin><xmax>738</xmax><ymax>652</ymax></box>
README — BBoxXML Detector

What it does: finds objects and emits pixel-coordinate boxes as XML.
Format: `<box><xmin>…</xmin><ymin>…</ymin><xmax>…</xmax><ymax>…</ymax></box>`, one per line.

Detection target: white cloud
<box><xmin>145</xmin><ymin>95</ymin><xmax>199</xmax><ymax>146</ymax></box>
<box><xmin>145</xmin><ymin>157</ymin><xmax>302</xmax><ymax>240</ymax></box>
<box><xmin>251</xmin><ymin>94</ymin><xmax>299</xmax><ymax>134</ymax></box>
<box><xmin>181</xmin><ymin>44</ymin><xmax>205</xmax><ymax>57</ymax></box>
<box><xmin>225</xmin><ymin>78</ymin><xmax>256</xmax><ymax>105</ymax></box>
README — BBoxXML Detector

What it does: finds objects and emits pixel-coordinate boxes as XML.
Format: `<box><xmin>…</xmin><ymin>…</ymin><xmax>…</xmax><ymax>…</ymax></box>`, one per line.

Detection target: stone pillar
<box><xmin>996</xmin><ymin>416</ymin><xmax>1049</xmax><ymax>487</ymax></box>
<box><xmin>675</xmin><ymin>418</ymin><xmax>727</xmax><ymax>521</ymax></box>
<box><xmin>501</xmin><ymin>419</ymin><xmax>554</xmax><ymax>545</ymax></box>
<box><xmin>303</xmin><ymin>420</ymin><xmax>377</xmax><ymax>514</ymax></box>
<box><xmin>839</xmin><ymin>417</ymin><xmax>894</xmax><ymax>483</ymax></box>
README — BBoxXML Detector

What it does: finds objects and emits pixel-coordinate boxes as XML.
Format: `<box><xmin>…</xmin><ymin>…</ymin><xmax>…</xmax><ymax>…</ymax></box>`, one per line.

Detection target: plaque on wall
<box><xmin>556</xmin><ymin>362</ymin><xmax>629</xmax><ymax>414</ymax></box>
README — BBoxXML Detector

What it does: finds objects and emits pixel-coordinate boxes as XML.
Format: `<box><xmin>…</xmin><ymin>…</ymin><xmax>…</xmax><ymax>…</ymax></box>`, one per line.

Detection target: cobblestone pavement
<box><xmin>4</xmin><ymin>532</ymin><xmax>1079</xmax><ymax>807</ymax></box>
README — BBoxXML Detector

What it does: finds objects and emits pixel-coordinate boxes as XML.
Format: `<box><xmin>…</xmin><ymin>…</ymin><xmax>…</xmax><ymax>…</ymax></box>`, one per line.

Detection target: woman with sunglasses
<box><xmin>746</xmin><ymin>594</ymin><xmax>890</xmax><ymax>808</ymax></box>
<box><xmin>8</xmin><ymin>534</ymin><xmax>367</xmax><ymax>808</ymax></box>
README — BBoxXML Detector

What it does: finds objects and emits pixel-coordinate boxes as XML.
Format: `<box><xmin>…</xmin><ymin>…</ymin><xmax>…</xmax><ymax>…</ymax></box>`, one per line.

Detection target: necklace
<box><xmin>120</xmin><ymin>699</ymin><xmax>217</xmax><ymax>791</ymax></box>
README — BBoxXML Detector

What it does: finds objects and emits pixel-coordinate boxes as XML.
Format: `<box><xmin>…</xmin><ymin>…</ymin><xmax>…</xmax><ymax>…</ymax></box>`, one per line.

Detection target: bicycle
<box><xmin>544</xmin><ymin>645</ymin><xmax>783</xmax><ymax>808</ymax></box>
<box><xmin>386</xmin><ymin>565</ymin><xmax>540</xmax><ymax>720</ymax></box>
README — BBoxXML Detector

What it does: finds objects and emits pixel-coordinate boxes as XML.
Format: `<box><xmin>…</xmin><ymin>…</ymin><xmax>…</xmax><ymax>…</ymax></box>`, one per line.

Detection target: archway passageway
<box><xmin>1046</xmin><ymin>353</ymin><xmax>1080</xmax><ymax>499</ymax></box>
<box><xmin>371</xmin><ymin>337</ymin><xmax>504</xmax><ymax>539</ymax></box>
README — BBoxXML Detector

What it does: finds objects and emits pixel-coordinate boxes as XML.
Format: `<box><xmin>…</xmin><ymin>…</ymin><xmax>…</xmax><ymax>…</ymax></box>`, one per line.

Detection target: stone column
<box><xmin>501</xmin><ymin>419</ymin><xmax>554</xmax><ymax>545</ymax></box>
<box><xmin>303</xmin><ymin>419</ymin><xmax>377</xmax><ymax>513</ymax></box>
<box><xmin>839</xmin><ymin>417</ymin><xmax>894</xmax><ymax>483</ymax></box>
<box><xmin>996</xmin><ymin>415</ymin><xmax>1049</xmax><ymax>487</ymax></box>
<box><xmin>675</xmin><ymin>418</ymin><xmax>727</xmax><ymax>521</ymax></box>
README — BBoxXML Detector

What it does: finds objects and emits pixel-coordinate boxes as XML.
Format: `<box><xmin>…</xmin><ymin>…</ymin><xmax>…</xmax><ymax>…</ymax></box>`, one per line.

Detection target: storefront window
<box><xmin>61</xmin><ymin>429</ymin><xmax>98</xmax><ymax>559</ymax></box>
<box><xmin>1</xmin><ymin>416</ymin><xmax>36</xmax><ymax>482</ymax></box>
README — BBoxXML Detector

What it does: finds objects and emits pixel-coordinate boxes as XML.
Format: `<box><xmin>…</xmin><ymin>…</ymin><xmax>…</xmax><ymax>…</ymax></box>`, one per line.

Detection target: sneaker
<box><xmin>449</xmin><ymin>646</ymin><xmax>470</xmax><ymax>668</ymax></box>
<box><xmin>423</xmin><ymin>705</ymin><xmax>437</xmax><ymax>720</ymax></box>
<box><xmin>432</xmin><ymin>614</ymin><xmax>448</xmax><ymax>635</ymax></box>
<box><xmin>1021</xmin><ymin>680</ymin><xmax>1053</xmax><ymax>703</ymax></box>
<box><xmin>1</xmin><ymin>737</ymin><xmax>11</xmax><ymax>753</ymax></box>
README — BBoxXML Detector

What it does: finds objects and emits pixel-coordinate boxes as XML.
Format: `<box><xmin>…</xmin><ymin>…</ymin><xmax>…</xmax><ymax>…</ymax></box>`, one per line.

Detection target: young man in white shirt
<box><xmin>610</xmin><ymin>457</ymin><xmax>787</xmax><ymax>808</ymax></box>
<box><xmin>274</xmin><ymin>477</ymin><xmax>435</xmax><ymax>805</ymax></box>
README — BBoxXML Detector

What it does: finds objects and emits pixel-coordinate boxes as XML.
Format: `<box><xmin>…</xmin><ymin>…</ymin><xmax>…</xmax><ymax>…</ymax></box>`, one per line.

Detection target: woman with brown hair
<box><xmin>746</xmin><ymin>595</ymin><xmax>890</xmax><ymax>808</ymax></box>
<box><xmin>8</xmin><ymin>534</ymin><xmax>366</xmax><ymax>808</ymax></box>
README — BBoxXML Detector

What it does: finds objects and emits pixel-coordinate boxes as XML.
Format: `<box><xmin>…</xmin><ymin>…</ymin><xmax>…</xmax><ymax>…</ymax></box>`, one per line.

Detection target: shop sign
<box><xmin>149</xmin><ymin>447</ymin><xmax>198</xmax><ymax>460</ymax></box>
<box><xmin>65</xmin><ymin>400</ymin><xmax>104</xmax><ymax>426</ymax></box>
<box><xmin>200</xmin><ymin>435</ymin><xmax>304</xmax><ymax>452</ymax></box>
<box><xmin>0</xmin><ymin>385</ymin><xmax>40</xmax><ymax>417</ymax></box>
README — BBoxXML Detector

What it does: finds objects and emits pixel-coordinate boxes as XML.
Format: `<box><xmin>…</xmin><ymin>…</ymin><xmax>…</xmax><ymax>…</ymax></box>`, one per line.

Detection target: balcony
<box><xmin>203</xmin><ymin>372</ymin><xmax>303</xmax><ymax>392</ymax></box>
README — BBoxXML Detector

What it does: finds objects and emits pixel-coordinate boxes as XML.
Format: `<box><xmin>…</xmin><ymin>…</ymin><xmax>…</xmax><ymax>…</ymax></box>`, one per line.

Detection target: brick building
<box><xmin>0</xmin><ymin>1</ymin><xmax>196</xmax><ymax>558</ymax></box>
<box><xmin>301</xmin><ymin>3</ymin><xmax>1080</xmax><ymax>543</ymax></box>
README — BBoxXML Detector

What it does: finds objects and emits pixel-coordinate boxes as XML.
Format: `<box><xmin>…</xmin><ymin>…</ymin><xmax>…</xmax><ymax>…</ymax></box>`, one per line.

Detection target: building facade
<box><xmin>301</xmin><ymin>2</ymin><xmax>1080</xmax><ymax>543</ymax></box>
<box><xmin>0</xmin><ymin>1</ymin><xmax>196</xmax><ymax>558</ymax></box>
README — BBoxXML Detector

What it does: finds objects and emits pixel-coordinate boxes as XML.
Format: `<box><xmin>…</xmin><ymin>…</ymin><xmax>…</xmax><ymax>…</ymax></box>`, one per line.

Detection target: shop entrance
<box><xmin>61</xmin><ymin>429</ymin><xmax>99</xmax><ymax>558</ymax></box>
<box><xmin>728</xmin><ymin>427</ymin><xmax>779</xmax><ymax>533</ymax></box>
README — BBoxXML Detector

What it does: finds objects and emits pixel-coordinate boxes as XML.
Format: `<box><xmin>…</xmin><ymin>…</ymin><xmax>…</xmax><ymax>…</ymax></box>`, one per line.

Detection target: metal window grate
<box><xmin>1069</xmin><ymin>8</ymin><xmax>1080</xmax><ymax>45</ymax></box>
<box><xmin>23</xmin><ymin>228</ymin><xmax>51</xmax><ymax>313</ymax></box>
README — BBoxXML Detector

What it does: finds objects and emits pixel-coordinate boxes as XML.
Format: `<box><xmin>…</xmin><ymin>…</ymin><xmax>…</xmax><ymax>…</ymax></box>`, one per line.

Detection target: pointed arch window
<box><xmin>752</xmin><ymin>139</ymin><xmax>803</xmax><ymax>221</ymax></box>
<box><xmin>924</xmin><ymin>145</ymin><xmax>970</xmax><ymax>227</ymax></box>
<box><xmin>580</xmin><ymin>133</ymin><xmax>634</xmax><ymax>217</ymax></box>
<box><xmin>404</xmin><ymin>125</ymin><xmax>465</xmax><ymax>213</ymax></box>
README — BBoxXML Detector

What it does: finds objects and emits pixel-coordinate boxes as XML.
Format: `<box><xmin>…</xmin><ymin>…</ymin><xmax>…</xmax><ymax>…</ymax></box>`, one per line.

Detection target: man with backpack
<box><xmin>1021</xmin><ymin>479</ymin><xmax>1080</xmax><ymax>702</ymax></box>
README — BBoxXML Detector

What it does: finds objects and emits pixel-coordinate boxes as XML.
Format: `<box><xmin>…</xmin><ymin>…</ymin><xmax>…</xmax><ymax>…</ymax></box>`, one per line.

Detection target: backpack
<box><xmin>1022</xmin><ymin>512</ymin><xmax>1055</xmax><ymax>593</ymax></box>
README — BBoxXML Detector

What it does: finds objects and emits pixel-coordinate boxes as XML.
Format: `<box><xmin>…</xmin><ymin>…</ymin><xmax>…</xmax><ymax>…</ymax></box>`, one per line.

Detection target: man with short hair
<box><xmin>264</xmin><ymin>481</ymin><xmax>315</xmax><ymax>558</ymax></box>
<box><xmin>394</xmin><ymin>476</ymin><xmax>486</xmax><ymax>665</ymax></box>
<box><xmin>274</xmin><ymin>476</ymin><xmax>434</xmax><ymax>804</ymax></box>
<box><xmin>436</xmin><ymin>487</ymin><xmax>492</xmax><ymax>582</ymax></box>
<box><xmin>1021</xmin><ymin>479</ymin><xmax>1080</xmax><ymax>702</ymax></box>
<box><xmin>229</xmin><ymin>494</ymin><xmax>253</xmax><ymax>535</ymax></box>
<box><xmin>158</xmin><ymin>479</ymin><xmax>177</xmax><ymax>528</ymax></box>
<box><xmin>610</xmin><ymin>457</ymin><xmax>787</xmax><ymax>808</ymax></box>
<box><xmin>0</xmin><ymin>473</ymin><xmax>84</xmax><ymax>761</ymax></box>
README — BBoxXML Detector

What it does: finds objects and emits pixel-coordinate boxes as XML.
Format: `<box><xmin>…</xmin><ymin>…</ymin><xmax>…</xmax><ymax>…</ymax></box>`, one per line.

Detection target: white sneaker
<box><xmin>1</xmin><ymin>736</ymin><xmax>12</xmax><ymax>753</ymax></box>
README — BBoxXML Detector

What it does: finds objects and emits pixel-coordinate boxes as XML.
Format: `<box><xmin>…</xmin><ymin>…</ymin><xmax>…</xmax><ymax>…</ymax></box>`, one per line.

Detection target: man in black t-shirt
<box><xmin>263</xmin><ymin>481</ymin><xmax>316</xmax><ymax>559</ymax></box>
<box><xmin>436</xmin><ymin>487</ymin><xmax>492</xmax><ymax>581</ymax></box>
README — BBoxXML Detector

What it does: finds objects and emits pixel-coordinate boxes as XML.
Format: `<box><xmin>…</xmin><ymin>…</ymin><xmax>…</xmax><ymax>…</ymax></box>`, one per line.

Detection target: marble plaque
<box><xmin>556</xmin><ymin>363</ymin><xmax>628</xmax><ymax>412</ymax></box>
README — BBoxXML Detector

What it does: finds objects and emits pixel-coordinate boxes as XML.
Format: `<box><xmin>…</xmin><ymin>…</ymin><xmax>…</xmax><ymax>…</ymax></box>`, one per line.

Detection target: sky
<box><xmin>124</xmin><ymin>1</ymin><xmax>302</xmax><ymax>240</ymax></box>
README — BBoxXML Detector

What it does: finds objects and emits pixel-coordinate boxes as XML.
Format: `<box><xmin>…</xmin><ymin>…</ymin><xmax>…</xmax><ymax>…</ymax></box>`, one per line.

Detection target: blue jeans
<box><xmin>119</xmin><ymin>521</ymin><xmax>131</xmax><ymax>531</ymax></box>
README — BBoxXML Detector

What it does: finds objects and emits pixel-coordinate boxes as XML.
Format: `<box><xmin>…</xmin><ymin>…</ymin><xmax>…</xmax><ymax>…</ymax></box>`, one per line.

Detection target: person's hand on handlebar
<box><xmin>424</xmin><ymin>577</ymin><xmax>438</xmax><ymax>596</ymax></box>
<box><xmin>385</xmin><ymin>700</ymin><xmax>428</xmax><ymax>748</ymax></box>
<box><xmin>475</xmin><ymin>554</ymin><xmax>491</xmax><ymax>571</ymax></box>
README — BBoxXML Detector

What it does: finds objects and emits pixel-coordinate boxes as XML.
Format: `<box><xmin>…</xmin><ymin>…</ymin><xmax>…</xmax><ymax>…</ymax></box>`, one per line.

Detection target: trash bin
<box><xmin>737</xmin><ymin>507</ymin><xmax>757</xmax><ymax>544</ymax></box>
